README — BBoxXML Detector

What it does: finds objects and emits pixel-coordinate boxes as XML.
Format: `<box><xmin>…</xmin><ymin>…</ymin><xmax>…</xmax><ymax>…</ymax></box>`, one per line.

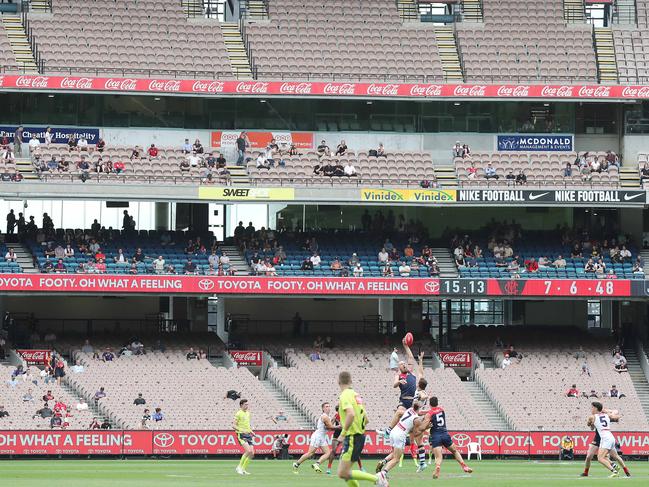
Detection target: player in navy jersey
<box><xmin>416</xmin><ymin>397</ymin><xmax>472</xmax><ymax>479</ymax></box>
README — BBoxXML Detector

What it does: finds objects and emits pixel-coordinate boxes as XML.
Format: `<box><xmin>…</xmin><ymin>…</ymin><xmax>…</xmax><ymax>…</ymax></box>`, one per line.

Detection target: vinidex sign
<box><xmin>0</xmin><ymin>430</ymin><xmax>648</xmax><ymax>456</ymax></box>
<box><xmin>5</xmin><ymin>75</ymin><xmax>649</xmax><ymax>100</ymax></box>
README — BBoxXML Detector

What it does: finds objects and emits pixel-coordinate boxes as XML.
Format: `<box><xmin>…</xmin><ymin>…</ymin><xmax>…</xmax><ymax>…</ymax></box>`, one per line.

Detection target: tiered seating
<box><xmin>248</xmin><ymin>150</ymin><xmax>436</xmax><ymax>187</ymax></box>
<box><xmin>245</xmin><ymin>0</ymin><xmax>444</xmax><ymax>81</ymax></box>
<box><xmin>69</xmin><ymin>347</ymin><xmax>297</xmax><ymax>429</ymax></box>
<box><xmin>0</xmin><ymin>363</ymin><xmax>95</xmax><ymax>429</ymax></box>
<box><xmin>615</xmin><ymin>1</ymin><xmax>649</xmax><ymax>83</ymax></box>
<box><xmin>455</xmin><ymin>152</ymin><xmax>620</xmax><ymax>187</ymax></box>
<box><xmin>28</xmin><ymin>229</ymin><xmax>242</xmax><ymax>275</ymax></box>
<box><xmin>267</xmin><ymin>344</ymin><xmax>491</xmax><ymax>429</ymax></box>
<box><xmin>459</xmin><ymin>242</ymin><xmax>642</xmax><ymax>280</ymax></box>
<box><xmin>457</xmin><ymin>0</ymin><xmax>597</xmax><ymax>82</ymax></box>
<box><xmin>33</xmin><ymin>144</ymin><xmax>219</xmax><ymax>184</ymax></box>
<box><xmin>27</xmin><ymin>0</ymin><xmax>233</xmax><ymax>78</ymax></box>
<box><xmin>457</xmin><ymin>327</ymin><xmax>649</xmax><ymax>431</ymax></box>
<box><xmin>0</xmin><ymin>24</ymin><xmax>18</xmax><ymax>72</ymax></box>
<box><xmin>0</xmin><ymin>243</ymin><xmax>23</xmax><ymax>273</ymax></box>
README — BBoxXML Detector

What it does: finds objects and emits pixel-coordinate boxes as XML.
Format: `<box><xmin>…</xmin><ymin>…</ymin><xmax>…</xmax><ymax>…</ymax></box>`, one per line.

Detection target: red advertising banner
<box><xmin>4</xmin><ymin>75</ymin><xmax>649</xmax><ymax>100</ymax></box>
<box><xmin>15</xmin><ymin>349</ymin><xmax>52</xmax><ymax>365</ymax></box>
<box><xmin>210</xmin><ymin>131</ymin><xmax>314</xmax><ymax>150</ymax></box>
<box><xmin>0</xmin><ymin>430</ymin><xmax>648</xmax><ymax>456</ymax></box>
<box><xmin>439</xmin><ymin>352</ymin><xmax>473</xmax><ymax>368</ymax></box>
<box><xmin>0</xmin><ymin>274</ymin><xmax>637</xmax><ymax>297</ymax></box>
<box><xmin>230</xmin><ymin>350</ymin><xmax>263</xmax><ymax>366</ymax></box>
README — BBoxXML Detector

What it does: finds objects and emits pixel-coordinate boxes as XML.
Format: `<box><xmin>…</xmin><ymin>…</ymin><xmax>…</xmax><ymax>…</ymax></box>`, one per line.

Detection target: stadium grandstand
<box><xmin>2</xmin><ymin>0</ymin><xmax>649</xmax><ymax>485</ymax></box>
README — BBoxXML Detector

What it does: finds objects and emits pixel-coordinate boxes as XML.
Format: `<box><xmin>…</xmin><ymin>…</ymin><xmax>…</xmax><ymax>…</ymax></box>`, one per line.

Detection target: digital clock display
<box><xmin>440</xmin><ymin>279</ymin><xmax>487</xmax><ymax>295</ymax></box>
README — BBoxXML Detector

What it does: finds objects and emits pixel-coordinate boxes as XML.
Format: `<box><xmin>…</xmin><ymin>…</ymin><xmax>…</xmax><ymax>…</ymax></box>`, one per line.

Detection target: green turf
<box><xmin>1</xmin><ymin>459</ymin><xmax>647</xmax><ymax>486</ymax></box>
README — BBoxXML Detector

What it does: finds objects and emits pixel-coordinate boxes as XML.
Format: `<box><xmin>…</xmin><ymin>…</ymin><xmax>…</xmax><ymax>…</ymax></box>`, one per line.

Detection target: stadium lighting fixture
<box><xmin>260</xmin><ymin>99</ymin><xmax>267</xmax><ymax>103</ymax></box>
<box><xmin>366</xmin><ymin>101</ymin><xmax>373</xmax><ymax>105</ymax></box>
<box><xmin>454</xmin><ymin>102</ymin><xmax>461</xmax><ymax>106</ymax></box>
<box><xmin>48</xmin><ymin>94</ymin><xmax>55</xmax><ymax>98</ymax></box>
<box><xmin>154</xmin><ymin>97</ymin><xmax>161</xmax><ymax>101</ymax></box>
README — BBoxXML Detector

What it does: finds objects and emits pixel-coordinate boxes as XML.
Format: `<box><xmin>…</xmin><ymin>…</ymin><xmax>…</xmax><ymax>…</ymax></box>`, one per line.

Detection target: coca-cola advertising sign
<box><xmin>2</xmin><ymin>75</ymin><xmax>649</xmax><ymax>100</ymax></box>
<box><xmin>16</xmin><ymin>349</ymin><xmax>52</xmax><ymax>365</ymax></box>
<box><xmin>439</xmin><ymin>351</ymin><xmax>473</xmax><ymax>368</ymax></box>
<box><xmin>230</xmin><ymin>350</ymin><xmax>263</xmax><ymax>366</ymax></box>
<box><xmin>0</xmin><ymin>430</ymin><xmax>648</xmax><ymax>456</ymax></box>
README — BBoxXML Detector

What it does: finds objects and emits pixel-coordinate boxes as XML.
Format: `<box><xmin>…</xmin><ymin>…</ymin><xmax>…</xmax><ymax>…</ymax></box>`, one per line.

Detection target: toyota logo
<box><xmin>198</xmin><ymin>279</ymin><xmax>215</xmax><ymax>291</ymax></box>
<box><xmin>424</xmin><ymin>281</ymin><xmax>440</xmax><ymax>294</ymax></box>
<box><xmin>452</xmin><ymin>433</ymin><xmax>471</xmax><ymax>448</ymax></box>
<box><xmin>153</xmin><ymin>433</ymin><xmax>175</xmax><ymax>448</ymax></box>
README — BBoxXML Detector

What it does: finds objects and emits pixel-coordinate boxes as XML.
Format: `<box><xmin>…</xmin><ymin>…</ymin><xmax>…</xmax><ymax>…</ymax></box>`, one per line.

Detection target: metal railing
<box><xmin>21</xmin><ymin>63</ymin><xmax>246</xmax><ymax>79</ymax></box>
<box><xmin>239</xmin><ymin>8</ymin><xmax>258</xmax><ymax>78</ymax></box>
<box><xmin>20</xmin><ymin>1</ymin><xmax>43</xmax><ymax>73</ymax></box>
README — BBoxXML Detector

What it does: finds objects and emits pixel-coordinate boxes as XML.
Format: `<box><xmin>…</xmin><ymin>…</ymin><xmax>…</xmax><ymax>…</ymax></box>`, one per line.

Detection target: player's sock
<box><xmin>350</xmin><ymin>470</ymin><xmax>377</xmax><ymax>483</ymax></box>
<box><xmin>346</xmin><ymin>481</ymin><xmax>360</xmax><ymax>487</ymax></box>
<box><xmin>357</xmin><ymin>459</ymin><xmax>363</xmax><ymax>470</ymax></box>
<box><xmin>399</xmin><ymin>453</ymin><xmax>404</xmax><ymax>467</ymax></box>
<box><xmin>418</xmin><ymin>447</ymin><xmax>426</xmax><ymax>466</ymax></box>
<box><xmin>243</xmin><ymin>456</ymin><xmax>251</xmax><ymax>470</ymax></box>
<box><xmin>328</xmin><ymin>455</ymin><xmax>335</xmax><ymax>469</ymax></box>
<box><xmin>583</xmin><ymin>467</ymin><xmax>589</xmax><ymax>475</ymax></box>
<box><xmin>238</xmin><ymin>455</ymin><xmax>246</xmax><ymax>468</ymax></box>
<box><xmin>623</xmin><ymin>467</ymin><xmax>630</xmax><ymax>476</ymax></box>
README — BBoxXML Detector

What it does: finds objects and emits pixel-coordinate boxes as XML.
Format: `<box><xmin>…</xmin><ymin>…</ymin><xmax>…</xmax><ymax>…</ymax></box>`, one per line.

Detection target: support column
<box><xmin>155</xmin><ymin>202</ymin><xmax>170</xmax><ymax>231</ymax></box>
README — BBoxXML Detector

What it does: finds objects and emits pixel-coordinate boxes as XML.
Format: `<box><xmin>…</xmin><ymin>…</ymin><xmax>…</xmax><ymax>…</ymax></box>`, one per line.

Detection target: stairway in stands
<box><xmin>220</xmin><ymin>22</ymin><xmax>253</xmax><ymax>80</ymax></box>
<box><xmin>29</xmin><ymin>0</ymin><xmax>52</xmax><ymax>13</ymax></box>
<box><xmin>261</xmin><ymin>377</ymin><xmax>312</xmax><ymax>428</ymax></box>
<box><xmin>463</xmin><ymin>380</ymin><xmax>511</xmax><ymax>430</ymax></box>
<box><xmin>180</xmin><ymin>0</ymin><xmax>204</xmax><ymax>17</ymax></box>
<box><xmin>245</xmin><ymin>0</ymin><xmax>269</xmax><ymax>20</ymax></box>
<box><xmin>434</xmin><ymin>26</ymin><xmax>464</xmax><ymax>81</ymax></box>
<box><xmin>15</xmin><ymin>157</ymin><xmax>39</xmax><ymax>181</ymax></box>
<box><xmin>623</xmin><ymin>347</ymin><xmax>649</xmax><ymax>423</ymax></box>
<box><xmin>434</xmin><ymin>165</ymin><xmax>459</xmax><ymax>188</ymax></box>
<box><xmin>1</xmin><ymin>15</ymin><xmax>38</xmax><ymax>73</ymax></box>
<box><xmin>220</xmin><ymin>245</ymin><xmax>252</xmax><ymax>275</ymax></box>
<box><xmin>5</xmin><ymin>243</ymin><xmax>37</xmax><ymax>273</ymax></box>
<box><xmin>396</xmin><ymin>0</ymin><xmax>419</xmax><ymax>22</ymax></box>
<box><xmin>431</xmin><ymin>248</ymin><xmax>459</xmax><ymax>278</ymax></box>
<box><xmin>563</xmin><ymin>0</ymin><xmax>585</xmax><ymax>23</ymax></box>
<box><xmin>593</xmin><ymin>27</ymin><xmax>619</xmax><ymax>83</ymax></box>
<box><xmin>613</xmin><ymin>0</ymin><xmax>637</xmax><ymax>25</ymax></box>
<box><xmin>461</xmin><ymin>0</ymin><xmax>483</xmax><ymax>22</ymax></box>
<box><xmin>619</xmin><ymin>166</ymin><xmax>640</xmax><ymax>188</ymax></box>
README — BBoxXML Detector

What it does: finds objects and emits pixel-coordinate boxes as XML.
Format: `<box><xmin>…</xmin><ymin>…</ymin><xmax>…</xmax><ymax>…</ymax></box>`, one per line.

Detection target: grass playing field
<box><xmin>2</xmin><ymin>459</ymin><xmax>648</xmax><ymax>486</ymax></box>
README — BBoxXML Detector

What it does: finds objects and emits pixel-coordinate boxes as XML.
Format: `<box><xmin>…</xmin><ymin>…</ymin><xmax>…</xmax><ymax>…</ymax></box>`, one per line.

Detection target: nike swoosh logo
<box><xmin>528</xmin><ymin>192</ymin><xmax>550</xmax><ymax>201</ymax></box>
<box><xmin>623</xmin><ymin>193</ymin><xmax>644</xmax><ymax>201</ymax></box>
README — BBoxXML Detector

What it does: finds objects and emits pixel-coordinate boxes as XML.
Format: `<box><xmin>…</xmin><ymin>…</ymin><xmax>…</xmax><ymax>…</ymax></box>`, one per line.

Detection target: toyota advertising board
<box><xmin>1</xmin><ymin>430</ymin><xmax>648</xmax><ymax>456</ymax></box>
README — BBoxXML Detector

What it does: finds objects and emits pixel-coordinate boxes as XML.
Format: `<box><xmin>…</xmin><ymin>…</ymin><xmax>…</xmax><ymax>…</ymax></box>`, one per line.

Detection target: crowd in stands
<box><xmin>449</xmin><ymin>220</ymin><xmax>643</xmax><ymax>279</ymax></box>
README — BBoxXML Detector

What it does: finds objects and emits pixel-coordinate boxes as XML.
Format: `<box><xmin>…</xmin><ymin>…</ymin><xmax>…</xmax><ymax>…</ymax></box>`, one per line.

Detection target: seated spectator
<box><xmin>317</xmin><ymin>140</ymin><xmax>331</xmax><ymax>158</ymax></box>
<box><xmin>452</xmin><ymin>141</ymin><xmax>462</xmax><ymax>158</ymax></box>
<box><xmin>78</xmin><ymin>136</ymin><xmax>89</xmax><ymax>152</ymax></box>
<box><xmin>54</xmin><ymin>259</ymin><xmax>66</xmax><ymax>273</ymax></box>
<box><xmin>343</xmin><ymin>162</ymin><xmax>357</xmax><ymax>177</ymax></box>
<box><xmin>566</xmin><ymin>384</ymin><xmax>579</xmax><ymax>397</ymax></box>
<box><xmin>501</xmin><ymin>354</ymin><xmax>512</xmax><ymax>368</ymax></box>
<box><xmin>335</xmin><ymin>140</ymin><xmax>348</xmax><ymax>156</ymax></box>
<box><xmin>186</xmin><ymin>348</ymin><xmax>198</xmax><ymax>360</ymax></box>
<box><xmin>330</xmin><ymin>258</ymin><xmax>342</xmax><ymax>271</ymax></box>
<box><xmin>641</xmin><ymin>163</ymin><xmax>649</xmax><ymax>183</ymax></box>
<box><xmin>505</xmin><ymin>169</ymin><xmax>515</xmax><ymax>185</ymax></box>
<box><xmin>94</xmin><ymin>387</ymin><xmax>106</xmax><ymax>403</ymax></box>
<box><xmin>461</xmin><ymin>144</ymin><xmax>471</xmax><ymax>158</ymax></box>
<box><xmin>564</xmin><ymin>162</ymin><xmax>573</xmax><ymax>178</ymax></box>
<box><xmin>429</xmin><ymin>261</ymin><xmax>440</xmax><ymax>276</ymax></box>
<box><xmin>378</xmin><ymin>248</ymin><xmax>389</xmax><ymax>264</ymax></box>
<box><xmin>467</xmin><ymin>163</ymin><xmax>478</xmax><ymax>180</ymax></box>
<box><xmin>216</xmin><ymin>152</ymin><xmax>227</xmax><ymax>167</ymax></box>
<box><xmin>152</xmin><ymin>407</ymin><xmax>164</xmax><ymax>422</ymax></box>
<box><xmin>34</xmin><ymin>403</ymin><xmax>53</xmax><ymax>419</ymax></box>
<box><xmin>584</xmin><ymin>258</ymin><xmax>595</xmax><ymax>273</ymax></box>
<box><xmin>274</xmin><ymin>411</ymin><xmax>288</xmax><ymax>422</ymax></box>
<box><xmin>147</xmin><ymin>144</ymin><xmax>159</xmax><ymax>160</ymax></box>
<box><xmin>620</xmin><ymin>245</ymin><xmax>632</xmax><ymax>263</ymax></box>
<box><xmin>96</xmin><ymin>138</ymin><xmax>106</xmax><ymax>152</ymax></box>
<box><xmin>1</xmin><ymin>146</ymin><xmax>14</xmax><ymax>163</ymax></box>
<box><xmin>102</xmin><ymin>349</ymin><xmax>115</xmax><ymax>361</ymax></box>
<box><xmin>398</xmin><ymin>261</ymin><xmax>411</xmax><ymax>277</ymax></box>
<box><xmin>516</xmin><ymin>170</ymin><xmax>527</xmax><ymax>185</ymax></box>
<box><xmin>113</xmin><ymin>161</ymin><xmax>125</xmax><ymax>174</ymax></box>
<box><xmin>183</xmin><ymin>258</ymin><xmax>198</xmax><ymax>275</ymax></box>
<box><xmin>67</xmin><ymin>135</ymin><xmax>78</xmax><ymax>152</ymax></box>
<box><xmin>28</xmin><ymin>134</ymin><xmax>40</xmax><ymax>154</ymax></box>
<box><xmin>553</xmin><ymin>255</ymin><xmax>567</xmax><ymax>268</ymax></box>
<box><xmin>310</xmin><ymin>253</ymin><xmax>321</xmax><ymax>267</ymax></box>
<box><xmin>352</xmin><ymin>262</ymin><xmax>363</xmax><ymax>277</ymax></box>
<box><xmin>301</xmin><ymin>258</ymin><xmax>314</xmax><ymax>271</ymax></box>
<box><xmin>484</xmin><ymin>163</ymin><xmax>499</xmax><ymax>180</ymax></box>
<box><xmin>101</xmin><ymin>419</ymin><xmax>112</xmax><ymax>429</ymax></box>
<box><xmin>382</xmin><ymin>264</ymin><xmax>394</xmax><ymax>277</ymax></box>
<box><xmin>609</xmin><ymin>385</ymin><xmax>626</xmax><ymax>399</ymax></box>
<box><xmin>193</xmin><ymin>139</ymin><xmax>204</xmax><ymax>154</ymax></box>
<box><xmin>613</xmin><ymin>352</ymin><xmax>627</xmax><ymax>372</ymax></box>
<box><xmin>181</xmin><ymin>138</ymin><xmax>192</xmax><ymax>154</ymax></box>
<box><xmin>376</xmin><ymin>143</ymin><xmax>386</xmax><ymax>157</ymax></box>
<box><xmin>188</xmin><ymin>153</ymin><xmax>201</xmax><ymax>168</ymax></box>
<box><xmin>5</xmin><ymin>248</ymin><xmax>16</xmax><ymax>262</ymax></box>
<box><xmin>256</xmin><ymin>152</ymin><xmax>270</xmax><ymax>170</ymax></box>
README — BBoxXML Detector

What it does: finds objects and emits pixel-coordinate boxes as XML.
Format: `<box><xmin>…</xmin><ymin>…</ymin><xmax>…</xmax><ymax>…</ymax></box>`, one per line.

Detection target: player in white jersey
<box><xmin>293</xmin><ymin>402</ymin><xmax>334</xmax><ymax>474</ymax></box>
<box><xmin>586</xmin><ymin>402</ymin><xmax>631</xmax><ymax>477</ymax></box>
<box><xmin>376</xmin><ymin>402</ymin><xmax>423</xmax><ymax>476</ymax></box>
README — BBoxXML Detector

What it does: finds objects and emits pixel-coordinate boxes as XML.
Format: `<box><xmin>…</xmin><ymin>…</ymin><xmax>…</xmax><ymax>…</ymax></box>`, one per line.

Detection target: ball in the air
<box><xmin>404</xmin><ymin>332</ymin><xmax>414</xmax><ymax>346</ymax></box>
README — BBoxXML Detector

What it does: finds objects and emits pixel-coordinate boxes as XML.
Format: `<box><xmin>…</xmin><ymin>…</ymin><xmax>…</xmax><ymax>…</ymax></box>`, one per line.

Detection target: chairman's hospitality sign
<box><xmin>497</xmin><ymin>134</ymin><xmax>574</xmax><ymax>151</ymax></box>
<box><xmin>0</xmin><ymin>430</ymin><xmax>648</xmax><ymax>456</ymax></box>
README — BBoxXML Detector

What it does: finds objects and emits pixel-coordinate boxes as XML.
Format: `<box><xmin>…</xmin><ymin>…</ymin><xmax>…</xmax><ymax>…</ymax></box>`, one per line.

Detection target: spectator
<box><xmin>100</xmin><ymin>419</ymin><xmax>112</xmax><ymax>429</ymax></box>
<box><xmin>641</xmin><ymin>163</ymin><xmax>649</xmax><ymax>183</ymax></box>
<box><xmin>193</xmin><ymin>139</ymin><xmax>204</xmax><ymax>154</ymax></box>
<box><xmin>301</xmin><ymin>258</ymin><xmax>314</xmax><ymax>271</ymax></box>
<box><xmin>147</xmin><ymin>144</ymin><xmax>159</xmax><ymax>160</ymax></box>
<box><xmin>310</xmin><ymin>252</ymin><xmax>321</xmax><ymax>267</ymax></box>
<box><xmin>461</xmin><ymin>144</ymin><xmax>471</xmax><ymax>158</ymax></box>
<box><xmin>134</xmin><ymin>393</ymin><xmax>146</xmax><ymax>405</ymax></box>
<box><xmin>141</xmin><ymin>409</ymin><xmax>151</xmax><ymax>429</ymax></box>
<box><xmin>343</xmin><ymin>162</ymin><xmax>357</xmax><ymax>177</ymax></box>
<box><xmin>581</xmin><ymin>361</ymin><xmax>591</xmax><ymax>376</ymax></box>
<box><xmin>153</xmin><ymin>255</ymin><xmax>165</xmax><ymax>273</ymax></box>
<box><xmin>53</xmin><ymin>358</ymin><xmax>65</xmax><ymax>385</ymax></box>
<box><xmin>44</xmin><ymin>127</ymin><xmax>53</xmax><ymax>146</ymax></box>
<box><xmin>574</xmin><ymin>346</ymin><xmax>586</xmax><ymax>360</ymax></box>
<box><xmin>609</xmin><ymin>385</ymin><xmax>626</xmax><ymax>399</ymax></box>
<box><xmin>78</xmin><ymin>136</ymin><xmax>89</xmax><ymax>152</ymax></box>
<box><xmin>70</xmin><ymin>361</ymin><xmax>84</xmax><ymax>374</ymax></box>
<box><xmin>524</xmin><ymin>257</ymin><xmax>539</xmax><ymax>273</ymax></box>
<box><xmin>633</xmin><ymin>261</ymin><xmax>644</xmax><ymax>274</ymax></box>
<box><xmin>186</xmin><ymin>347</ymin><xmax>198</xmax><ymax>360</ymax></box>
<box><xmin>452</xmin><ymin>141</ymin><xmax>462</xmax><ymax>158</ymax></box>
<box><xmin>484</xmin><ymin>163</ymin><xmax>499</xmax><ymax>180</ymax></box>
<box><xmin>335</xmin><ymin>140</ymin><xmax>348</xmax><ymax>156</ymax></box>
<box><xmin>181</xmin><ymin>138</ymin><xmax>192</xmax><ymax>154</ymax></box>
<box><xmin>317</xmin><ymin>140</ymin><xmax>331</xmax><ymax>158</ymax></box>
<box><xmin>560</xmin><ymin>436</ymin><xmax>574</xmax><ymax>461</ymax></box>
<box><xmin>566</xmin><ymin>384</ymin><xmax>579</xmax><ymax>398</ymax></box>
<box><xmin>613</xmin><ymin>352</ymin><xmax>628</xmax><ymax>372</ymax></box>
<box><xmin>81</xmin><ymin>339</ymin><xmax>94</xmax><ymax>354</ymax></box>
<box><xmin>564</xmin><ymin>163</ymin><xmax>573</xmax><ymax>178</ymax></box>
<box><xmin>87</xmin><ymin>417</ymin><xmax>101</xmax><ymax>429</ymax></box>
<box><xmin>505</xmin><ymin>169</ymin><xmax>516</xmax><ymax>185</ymax></box>
<box><xmin>256</xmin><ymin>152</ymin><xmax>270</xmax><ymax>170</ymax></box>
<box><xmin>515</xmin><ymin>170</ymin><xmax>527</xmax><ymax>185</ymax></box>
<box><xmin>96</xmin><ymin>138</ymin><xmax>105</xmax><ymax>152</ymax></box>
<box><xmin>352</xmin><ymin>262</ymin><xmax>363</xmax><ymax>277</ymax></box>
<box><xmin>620</xmin><ymin>246</ymin><xmax>632</xmax><ymax>263</ymax></box>
<box><xmin>28</xmin><ymin>134</ymin><xmax>40</xmax><ymax>154</ymax></box>
<box><xmin>4</xmin><ymin>248</ymin><xmax>16</xmax><ymax>262</ymax></box>
<box><xmin>50</xmin><ymin>413</ymin><xmax>63</xmax><ymax>429</ymax></box>
<box><xmin>236</xmin><ymin>132</ymin><xmax>249</xmax><ymax>166</ymax></box>
<box><xmin>14</xmin><ymin>125</ymin><xmax>24</xmax><ymax>156</ymax></box>
<box><xmin>467</xmin><ymin>163</ymin><xmax>479</xmax><ymax>180</ymax></box>
<box><xmin>183</xmin><ymin>258</ymin><xmax>197</xmax><ymax>275</ymax></box>
<box><xmin>398</xmin><ymin>261</ymin><xmax>411</xmax><ymax>277</ymax></box>
<box><xmin>102</xmin><ymin>349</ymin><xmax>115</xmax><ymax>362</ymax></box>
<box><xmin>1</xmin><ymin>146</ymin><xmax>14</xmax><ymax>164</ymax></box>
<box><xmin>501</xmin><ymin>354</ymin><xmax>512</xmax><ymax>368</ymax></box>
<box><xmin>34</xmin><ymin>403</ymin><xmax>53</xmax><ymax>419</ymax></box>
<box><xmin>274</xmin><ymin>411</ymin><xmax>288</xmax><ymax>422</ymax></box>
<box><xmin>152</xmin><ymin>407</ymin><xmax>164</xmax><ymax>422</ymax></box>
<box><xmin>376</xmin><ymin>143</ymin><xmax>386</xmax><ymax>157</ymax></box>
<box><xmin>22</xmin><ymin>388</ymin><xmax>34</xmax><ymax>402</ymax></box>
<box><xmin>113</xmin><ymin>160</ymin><xmax>125</xmax><ymax>174</ymax></box>
<box><xmin>94</xmin><ymin>387</ymin><xmax>106</xmax><ymax>403</ymax></box>
<box><xmin>553</xmin><ymin>255</ymin><xmax>567</xmax><ymax>268</ymax></box>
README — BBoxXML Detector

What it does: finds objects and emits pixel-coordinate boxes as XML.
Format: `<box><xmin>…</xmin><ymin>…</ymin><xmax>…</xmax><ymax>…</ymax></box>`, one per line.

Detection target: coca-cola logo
<box><xmin>19</xmin><ymin>351</ymin><xmax>47</xmax><ymax>359</ymax></box>
<box><xmin>279</xmin><ymin>82</ymin><xmax>312</xmax><ymax>95</ymax></box>
<box><xmin>198</xmin><ymin>279</ymin><xmax>215</xmax><ymax>291</ymax></box>
<box><xmin>621</xmin><ymin>86</ymin><xmax>649</xmax><ymax>98</ymax></box>
<box><xmin>191</xmin><ymin>80</ymin><xmax>225</xmax><ymax>93</ymax></box>
<box><xmin>409</xmin><ymin>84</ymin><xmax>443</xmax><ymax>97</ymax></box>
<box><xmin>322</xmin><ymin>83</ymin><xmax>355</xmax><ymax>95</ymax></box>
<box><xmin>366</xmin><ymin>83</ymin><xmax>400</xmax><ymax>96</ymax></box>
<box><xmin>104</xmin><ymin>78</ymin><xmax>138</xmax><ymax>91</ymax></box>
<box><xmin>441</xmin><ymin>352</ymin><xmax>469</xmax><ymax>362</ymax></box>
<box><xmin>60</xmin><ymin>77</ymin><xmax>93</xmax><ymax>90</ymax></box>
<box><xmin>496</xmin><ymin>85</ymin><xmax>530</xmax><ymax>97</ymax></box>
<box><xmin>235</xmin><ymin>81</ymin><xmax>269</xmax><ymax>94</ymax></box>
<box><xmin>153</xmin><ymin>433</ymin><xmax>175</xmax><ymax>448</ymax></box>
<box><xmin>540</xmin><ymin>85</ymin><xmax>574</xmax><ymax>97</ymax></box>
<box><xmin>15</xmin><ymin>76</ymin><xmax>50</xmax><ymax>88</ymax></box>
<box><xmin>231</xmin><ymin>351</ymin><xmax>262</xmax><ymax>364</ymax></box>
<box><xmin>148</xmin><ymin>80</ymin><xmax>182</xmax><ymax>92</ymax></box>
<box><xmin>452</xmin><ymin>85</ymin><xmax>486</xmax><ymax>97</ymax></box>
<box><xmin>577</xmin><ymin>86</ymin><xmax>611</xmax><ymax>98</ymax></box>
